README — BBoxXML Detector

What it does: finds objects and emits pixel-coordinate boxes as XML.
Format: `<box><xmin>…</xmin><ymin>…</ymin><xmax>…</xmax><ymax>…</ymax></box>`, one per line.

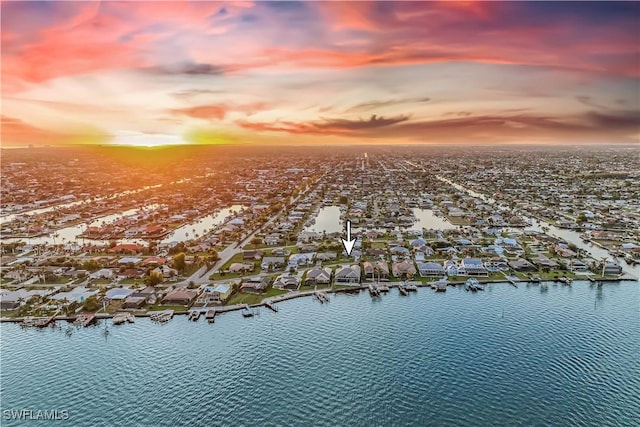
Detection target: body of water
<box><xmin>1</xmin><ymin>281</ymin><xmax>638</xmax><ymax>426</ymax></box>
<box><xmin>160</xmin><ymin>205</ymin><xmax>244</xmax><ymax>244</ymax></box>
<box><xmin>304</xmin><ymin>206</ymin><xmax>342</xmax><ymax>234</ymax></box>
<box><xmin>1</xmin><ymin>206</ymin><xmax>158</xmax><ymax>246</ymax></box>
<box><xmin>408</xmin><ymin>208</ymin><xmax>457</xmax><ymax>231</ymax></box>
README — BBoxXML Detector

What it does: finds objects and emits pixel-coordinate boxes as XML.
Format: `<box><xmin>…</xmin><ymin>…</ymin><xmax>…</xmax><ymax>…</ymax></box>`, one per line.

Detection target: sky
<box><xmin>1</xmin><ymin>0</ymin><xmax>639</xmax><ymax>147</ymax></box>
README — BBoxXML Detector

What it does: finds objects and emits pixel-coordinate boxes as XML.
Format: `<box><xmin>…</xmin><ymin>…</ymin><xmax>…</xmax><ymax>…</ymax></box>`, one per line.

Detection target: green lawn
<box><xmin>210</xmin><ymin>271</ymin><xmax>254</xmax><ymax>281</ymax></box>
<box><xmin>119</xmin><ymin>278</ymin><xmax>144</xmax><ymax>285</ymax></box>
<box><xmin>242</xmin><ymin>243</ymin><xmax>271</xmax><ymax>250</ymax></box>
<box><xmin>147</xmin><ymin>304</ymin><xmax>189</xmax><ymax>313</ymax></box>
<box><xmin>225</xmin><ymin>287</ymin><xmax>287</xmax><ymax>306</ymax></box>
<box><xmin>299</xmin><ymin>284</ymin><xmax>331</xmax><ymax>292</ymax></box>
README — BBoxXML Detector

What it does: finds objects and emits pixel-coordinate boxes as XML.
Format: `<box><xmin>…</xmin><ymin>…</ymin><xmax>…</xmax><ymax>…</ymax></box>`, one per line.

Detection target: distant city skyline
<box><xmin>1</xmin><ymin>1</ymin><xmax>639</xmax><ymax>147</ymax></box>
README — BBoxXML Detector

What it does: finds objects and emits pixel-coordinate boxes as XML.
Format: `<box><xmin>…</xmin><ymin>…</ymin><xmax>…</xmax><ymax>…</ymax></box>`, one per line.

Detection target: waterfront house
<box><xmin>198</xmin><ymin>284</ymin><xmax>233</xmax><ymax>304</ymax></box>
<box><xmin>273</xmin><ymin>274</ymin><xmax>300</xmax><ymax>290</ymax></box>
<box><xmin>532</xmin><ymin>254</ymin><xmax>558</xmax><ymax>269</ymax></box>
<box><xmin>240</xmin><ymin>276</ymin><xmax>270</xmax><ymax>294</ymax></box>
<box><xmin>484</xmin><ymin>257</ymin><xmax>509</xmax><ymax>272</ymax></box>
<box><xmin>105</xmin><ymin>287</ymin><xmax>135</xmax><ymax>303</ymax></box>
<box><xmin>508</xmin><ymin>258</ymin><xmax>537</xmax><ymax>272</ymax></box>
<box><xmin>51</xmin><ymin>286</ymin><xmax>99</xmax><ymax>303</ymax></box>
<box><xmin>121</xmin><ymin>296</ymin><xmax>147</xmax><ymax>309</ymax></box>
<box><xmin>461</xmin><ymin>258</ymin><xmax>488</xmax><ymax>276</ymax></box>
<box><xmin>416</xmin><ymin>262</ymin><xmax>445</xmax><ymax>277</ymax></box>
<box><xmin>603</xmin><ymin>260</ymin><xmax>622</xmax><ymax>275</ymax></box>
<box><xmin>392</xmin><ymin>260</ymin><xmax>417</xmax><ymax>279</ymax></box>
<box><xmin>124</xmin><ymin>286</ymin><xmax>158</xmax><ymax>308</ymax></box>
<box><xmin>0</xmin><ymin>288</ymin><xmax>53</xmax><ymax>310</ymax></box>
<box><xmin>162</xmin><ymin>287</ymin><xmax>197</xmax><ymax>306</ymax></box>
<box><xmin>363</xmin><ymin>261</ymin><xmax>390</xmax><ymax>281</ymax></box>
<box><xmin>567</xmin><ymin>259</ymin><xmax>589</xmax><ymax>272</ymax></box>
<box><xmin>444</xmin><ymin>260</ymin><xmax>465</xmax><ymax>276</ymax></box>
<box><xmin>335</xmin><ymin>265</ymin><xmax>361</xmax><ymax>284</ymax></box>
<box><xmin>305</xmin><ymin>267</ymin><xmax>332</xmax><ymax>285</ymax></box>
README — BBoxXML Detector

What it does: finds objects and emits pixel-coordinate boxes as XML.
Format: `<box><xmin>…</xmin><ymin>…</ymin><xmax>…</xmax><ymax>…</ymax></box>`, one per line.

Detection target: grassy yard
<box><xmin>210</xmin><ymin>271</ymin><xmax>254</xmax><ymax>281</ymax></box>
<box><xmin>299</xmin><ymin>284</ymin><xmax>331</xmax><ymax>292</ymax></box>
<box><xmin>225</xmin><ymin>287</ymin><xmax>287</xmax><ymax>306</ymax></box>
<box><xmin>242</xmin><ymin>243</ymin><xmax>272</xmax><ymax>250</ymax></box>
<box><xmin>147</xmin><ymin>304</ymin><xmax>189</xmax><ymax>313</ymax></box>
<box><xmin>444</xmin><ymin>216</ymin><xmax>472</xmax><ymax>226</ymax></box>
<box><xmin>119</xmin><ymin>278</ymin><xmax>144</xmax><ymax>285</ymax></box>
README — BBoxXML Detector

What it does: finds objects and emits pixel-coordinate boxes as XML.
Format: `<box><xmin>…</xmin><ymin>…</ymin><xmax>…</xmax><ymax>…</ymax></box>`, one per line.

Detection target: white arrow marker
<box><xmin>341</xmin><ymin>219</ymin><xmax>356</xmax><ymax>256</ymax></box>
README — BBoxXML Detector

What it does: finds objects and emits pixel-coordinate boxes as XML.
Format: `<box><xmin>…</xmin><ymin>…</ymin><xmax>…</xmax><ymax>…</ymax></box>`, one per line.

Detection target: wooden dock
<box><xmin>264</xmin><ymin>301</ymin><xmax>278</xmax><ymax>312</ymax></box>
<box><xmin>205</xmin><ymin>309</ymin><xmax>216</xmax><ymax>323</ymax></box>
<box><xmin>74</xmin><ymin>313</ymin><xmax>96</xmax><ymax>327</ymax></box>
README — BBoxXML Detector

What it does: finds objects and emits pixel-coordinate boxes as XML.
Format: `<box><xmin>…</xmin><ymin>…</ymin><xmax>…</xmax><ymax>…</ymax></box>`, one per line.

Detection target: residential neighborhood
<box><xmin>1</xmin><ymin>146</ymin><xmax>638</xmax><ymax>324</ymax></box>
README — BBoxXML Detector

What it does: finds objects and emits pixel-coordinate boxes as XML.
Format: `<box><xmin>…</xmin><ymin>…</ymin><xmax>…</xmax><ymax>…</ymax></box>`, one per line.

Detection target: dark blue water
<box><xmin>1</xmin><ymin>281</ymin><xmax>639</xmax><ymax>426</ymax></box>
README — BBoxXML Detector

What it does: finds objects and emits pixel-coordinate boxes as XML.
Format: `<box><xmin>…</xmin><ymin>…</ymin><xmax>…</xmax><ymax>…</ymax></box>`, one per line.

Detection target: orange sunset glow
<box><xmin>1</xmin><ymin>1</ymin><xmax>639</xmax><ymax>146</ymax></box>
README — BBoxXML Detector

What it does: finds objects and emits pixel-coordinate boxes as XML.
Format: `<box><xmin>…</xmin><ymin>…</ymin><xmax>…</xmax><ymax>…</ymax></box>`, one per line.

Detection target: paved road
<box><xmin>197</xmin><ymin>181</ymin><xmax>320</xmax><ymax>284</ymax></box>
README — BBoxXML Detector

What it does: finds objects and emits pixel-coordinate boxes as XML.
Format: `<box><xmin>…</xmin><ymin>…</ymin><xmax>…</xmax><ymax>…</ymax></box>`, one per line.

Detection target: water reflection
<box><xmin>304</xmin><ymin>206</ymin><xmax>342</xmax><ymax>234</ymax></box>
<box><xmin>161</xmin><ymin>205</ymin><xmax>244</xmax><ymax>243</ymax></box>
<box><xmin>408</xmin><ymin>208</ymin><xmax>456</xmax><ymax>231</ymax></box>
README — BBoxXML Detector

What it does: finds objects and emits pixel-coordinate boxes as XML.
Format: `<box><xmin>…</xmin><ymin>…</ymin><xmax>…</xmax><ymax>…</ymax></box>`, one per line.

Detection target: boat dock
<box><xmin>559</xmin><ymin>277</ymin><xmax>573</xmax><ymax>286</ymax></box>
<box><xmin>188</xmin><ymin>310</ymin><xmax>201</xmax><ymax>322</ymax></box>
<box><xmin>264</xmin><ymin>301</ymin><xmax>278</xmax><ymax>312</ymax></box>
<box><xmin>398</xmin><ymin>285</ymin><xmax>408</xmax><ymax>296</ymax></box>
<box><xmin>368</xmin><ymin>284</ymin><xmax>380</xmax><ymax>297</ymax></box>
<box><xmin>74</xmin><ymin>313</ymin><xmax>96</xmax><ymax>327</ymax></box>
<box><xmin>112</xmin><ymin>312</ymin><xmax>135</xmax><ymax>325</ymax></box>
<box><xmin>149</xmin><ymin>310</ymin><xmax>174</xmax><ymax>323</ymax></box>
<box><xmin>314</xmin><ymin>291</ymin><xmax>330</xmax><ymax>303</ymax></box>
<box><xmin>242</xmin><ymin>305</ymin><xmax>254</xmax><ymax>318</ymax></box>
<box><xmin>205</xmin><ymin>309</ymin><xmax>217</xmax><ymax>323</ymax></box>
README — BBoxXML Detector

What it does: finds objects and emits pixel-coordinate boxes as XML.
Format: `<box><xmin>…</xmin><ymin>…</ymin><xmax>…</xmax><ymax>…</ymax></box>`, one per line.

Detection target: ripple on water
<box><xmin>1</xmin><ymin>281</ymin><xmax>639</xmax><ymax>427</ymax></box>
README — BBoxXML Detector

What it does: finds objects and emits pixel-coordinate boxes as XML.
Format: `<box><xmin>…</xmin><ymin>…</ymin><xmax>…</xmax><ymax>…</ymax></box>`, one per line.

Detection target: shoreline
<box><xmin>1</xmin><ymin>276</ymin><xmax>636</xmax><ymax>325</ymax></box>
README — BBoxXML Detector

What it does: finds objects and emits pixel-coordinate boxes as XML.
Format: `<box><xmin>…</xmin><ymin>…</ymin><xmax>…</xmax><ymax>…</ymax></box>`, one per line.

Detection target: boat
<box><xmin>465</xmin><ymin>278</ymin><xmax>480</xmax><ymax>292</ymax></box>
<box><xmin>113</xmin><ymin>312</ymin><xmax>135</xmax><ymax>325</ymax></box>
<box><xmin>436</xmin><ymin>282</ymin><xmax>447</xmax><ymax>292</ymax></box>
<box><xmin>149</xmin><ymin>310</ymin><xmax>174</xmax><ymax>323</ymax></box>
<box><xmin>314</xmin><ymin>291</ymin><xmax>330</xmax><ymax>303</ymax></box>
<box><xmin>405</xmin><ymin>282</ymin><xmax>418</xmax><ymax>292</ymax></box>
<box><xmin>205</xmin><ymin>309</ymin><xmax>216</xmax><ymax>323</ymax></box>
<box><xmin>368</xmin><ymin>284</ymin><xmax>380</xmax><ymax>297</ymax></box>
<box><xmin>188</xmin><ymin>310</ymin><xmax>201</xmax><ymax>322</ymax></box>
<box><xmin>242</xmin><ymin>307</ymin><xmax>254</xmax><ymax>318</ymax></box>
<box><xmin>431</xmin><ymin>278</ymin><xmax>448</xmax><ymax>290</ymax></box>
<box><xmin>559</xmin><ymin>277</ymin><xmax>573</xmax><ymax>286</ymax></box>
<box><xmin>398</xmin><ymin>285</ymin><xmax>408</xmax><ymax>296</ymax></box>
<box><xmin>378</xmin><ymin>284</ymin><xmax>389</xmax><ymax>293</ymax></box>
